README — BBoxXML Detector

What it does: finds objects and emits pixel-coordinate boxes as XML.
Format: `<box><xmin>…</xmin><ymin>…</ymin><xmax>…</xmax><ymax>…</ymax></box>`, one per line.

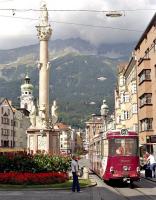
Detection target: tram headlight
<box><xmin>123</xmin><ymin>166</ymin><xmax>128</xmax><ymax>171</ymax></box>
<box><xmin>110</xmin><ymin>166</ymin><xmax>114</xmax><ymax>173</ymax></box>
<box><xmin>136</xmin><ymin>166</ymin><xmax>140</xmax><ymax>173</ymax></box>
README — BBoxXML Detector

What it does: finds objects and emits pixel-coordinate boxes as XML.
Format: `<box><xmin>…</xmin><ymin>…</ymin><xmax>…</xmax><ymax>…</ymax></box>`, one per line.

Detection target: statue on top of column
<box><xmin>40</xmin><ymin>1</ymin><xmax>48</xmax><ymax>26</ymax></box>
<box><xmin>36</xmin><ymin>0</ymin><xmax>52</xmax><ymax>41</ymax></box>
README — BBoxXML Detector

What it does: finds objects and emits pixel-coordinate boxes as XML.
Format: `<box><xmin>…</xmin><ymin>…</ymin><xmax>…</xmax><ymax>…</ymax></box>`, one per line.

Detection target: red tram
<box><xmin>90</xmin><ymin>129</ymin><xmax>140</xmax><ymax>183</ymax></box>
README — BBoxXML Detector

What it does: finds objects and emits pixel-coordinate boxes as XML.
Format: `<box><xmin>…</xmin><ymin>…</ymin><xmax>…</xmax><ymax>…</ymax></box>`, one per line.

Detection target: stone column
<box><xmin>36</xmin><ymin>2</ymin><xmax>52</xmax><ymax>123</ymax></box>
<box><xmin>39</xmin><ymin>40</ymin><xmax>49</xmax><ymax>119</ymax></box>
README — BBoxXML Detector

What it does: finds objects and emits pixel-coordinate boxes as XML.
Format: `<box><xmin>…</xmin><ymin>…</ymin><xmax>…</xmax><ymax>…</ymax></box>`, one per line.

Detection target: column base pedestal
<box><xmin>27</xmin><ymin>128</ymin><xmax>60</xmax><ymax>154</ymax></box>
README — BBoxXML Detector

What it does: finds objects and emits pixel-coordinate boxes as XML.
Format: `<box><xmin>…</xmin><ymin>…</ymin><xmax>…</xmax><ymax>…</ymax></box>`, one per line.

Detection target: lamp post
<box><xmin>100</xmin><ymin>100</ymin><xmax>109</xmax><ymax>132</ymax></box>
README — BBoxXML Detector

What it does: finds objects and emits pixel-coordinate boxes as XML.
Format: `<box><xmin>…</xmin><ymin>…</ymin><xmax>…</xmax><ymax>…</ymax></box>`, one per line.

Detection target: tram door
<box><xmin>100</xmin><ymin>139</ymin><xmax>108</xmax><ymax>177</ymax></box>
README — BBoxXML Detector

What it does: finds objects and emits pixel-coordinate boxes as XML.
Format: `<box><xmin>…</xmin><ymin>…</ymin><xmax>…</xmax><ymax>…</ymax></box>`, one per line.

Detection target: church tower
<box><xmin>20</xmin><ymin>74</ymin><xmax>34</xmax><ymax>112</ymax></box>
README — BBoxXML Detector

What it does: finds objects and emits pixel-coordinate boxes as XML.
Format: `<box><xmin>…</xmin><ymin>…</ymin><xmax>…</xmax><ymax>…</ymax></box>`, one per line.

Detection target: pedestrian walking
<box><xmin>71</xmin><ymin>155</ymin><xmax>80</xmax><ymax>192</ymax></box>
<box><xmin>146</xmin><ymin>152</ymin><xmax>156</xmax><ymax>178</ymax></box>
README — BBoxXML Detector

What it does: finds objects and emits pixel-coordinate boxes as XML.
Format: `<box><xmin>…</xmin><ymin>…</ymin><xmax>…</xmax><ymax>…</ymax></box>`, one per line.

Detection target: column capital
<box><xmin>36</xmin><ymin>1</ymin><xmax>52</xmax><ymax>41</ymax></box>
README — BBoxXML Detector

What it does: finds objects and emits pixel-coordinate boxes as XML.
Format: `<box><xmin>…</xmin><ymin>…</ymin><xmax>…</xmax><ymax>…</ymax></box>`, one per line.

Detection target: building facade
<box><xmin>85</xmin><ymin>114</ymin><xmax>103</xmax><ymax>158</ymax></box>
<box><xmin>57</xmin><ymin>123</ymin><xmax>72</xmax><ymax>154</ymax></box>
<box><xmin>135</xmin><ymin>13</ymin><xmax>156</xmax><ymax>147</ymax></box>
<box><xmin>83</xmin><ymin>127</ymin><xmax>89</xmax><ymax>152</ymax></box>
<box><xmin>115</xmin><ymin>63</ymin><xmax>128</xmax><ymax>129</ymax></box>
<box><xmin>74</xmin><ymin>129</ymin><xmax>84</xmax><ymax>154</ymax></box>
<box><xmin>0</xmin><ymin>99</ymin><xmax>14</xmax><ymax>148</ymax></box>
<box><xmin>124</xmin><ymin>57</ymin><xmax>138</xmax><ymax>131</ymax></box>
<box><xmin>0</xmin><ymin>98</ymin><xmax>30</xmax><ymax>150</ymax></box>
<box><xmin>115</xmin><ymin>58</ymin><xmax>138</xmax><ymax>131</ymax></box>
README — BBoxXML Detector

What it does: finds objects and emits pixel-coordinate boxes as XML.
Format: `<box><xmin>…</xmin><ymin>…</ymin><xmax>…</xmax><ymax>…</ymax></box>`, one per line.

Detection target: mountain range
<box><xmin>0</xmin><ymin>38</ymin><xmax>135</xmax><ymax>128</ymax></box>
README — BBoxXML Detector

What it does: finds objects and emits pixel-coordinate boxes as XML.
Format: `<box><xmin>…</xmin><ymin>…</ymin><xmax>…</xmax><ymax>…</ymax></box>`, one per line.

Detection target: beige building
<box><xmin>135</xmin><ymin>13</ymin><xmax>156</xmax><ymax>146</ymax></box>
<box><xmin>57</xmin><ymin>123</ymin><xmax>71</xmax><ymax>154</ymax></box>
<box><xmin>0</xmin><ymin>99</ymin><xmax>14</xmax><ymax>148</ymax></box>
<box><xmin>115</xmin><ymin>63</ymin><xmax>127</xmax><ymax>129</ymax></box>
<box><xmin>115</xmin><ymin>57</ymin><xmax>138</xmax><ymax>131</ymax></box>
<box><xmin>74</xmin><ymin>129</ymin><xmax>84</xmax><ymax>154</ymax></box>
<box><xmin>0</xmin><ymin>98</ymin><xmax>30</xmax><ymax>150</ymax></box>
<box><xmin>85</xmin><ymin>115</ymin><xmax>103</xmax><ymax>143</ymax></box>
<box><xmin>85</xmin><ymin>114</ymin><xmax>103</xmax><ymax>157</ymax></box>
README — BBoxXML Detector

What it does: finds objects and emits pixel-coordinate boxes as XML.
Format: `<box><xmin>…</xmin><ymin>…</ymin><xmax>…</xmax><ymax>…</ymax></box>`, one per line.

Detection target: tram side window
<box><xmin>109</xmin><ymin>139</ymin><xmax>116</xmax><ymax>155</ymax></box>
<box><xmin>103</xmin><ymin>140</ymin><xmax>108</xmax><ymax>156</ymax></box>
<box><xmin>97</xmin><ymin>141</ymin><xmax>101</xmax><ymax>155</ymax></box>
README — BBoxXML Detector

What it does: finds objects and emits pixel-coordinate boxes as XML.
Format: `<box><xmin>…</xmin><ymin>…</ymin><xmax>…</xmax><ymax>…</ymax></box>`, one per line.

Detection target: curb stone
<box><xmin>0</xmin><ymin>179</ymin><xmax>97</xmax><ymax>191</ymax></box>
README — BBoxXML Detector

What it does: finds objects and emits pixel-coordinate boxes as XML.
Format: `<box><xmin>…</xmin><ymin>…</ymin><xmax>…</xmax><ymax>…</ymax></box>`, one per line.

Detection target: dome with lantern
<box><xmin>21</xmin><ymin>74</ymin><xmax>34</xmax><ymax>92</ymax></box>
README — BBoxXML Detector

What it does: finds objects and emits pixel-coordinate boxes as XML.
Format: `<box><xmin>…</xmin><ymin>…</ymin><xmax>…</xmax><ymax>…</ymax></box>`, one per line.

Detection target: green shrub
<box><xmin>0</xmin><ymin>152</ymin><xmax>71</xmax><ymax>173</ymax></box>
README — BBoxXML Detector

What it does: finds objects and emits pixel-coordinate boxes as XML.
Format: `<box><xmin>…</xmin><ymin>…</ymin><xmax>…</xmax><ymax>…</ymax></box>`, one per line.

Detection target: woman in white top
<box><xmin>147</xmin><ymin>153</ymin><xmax>156</xmax><ymax>178</ymax></box>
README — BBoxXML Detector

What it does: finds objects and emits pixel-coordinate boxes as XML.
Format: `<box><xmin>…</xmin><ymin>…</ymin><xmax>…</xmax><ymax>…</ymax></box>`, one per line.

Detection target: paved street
<box><xmin>0</xmin><ymin>174</ymin><xmax>156</xmax><ymax>200</ymax></box>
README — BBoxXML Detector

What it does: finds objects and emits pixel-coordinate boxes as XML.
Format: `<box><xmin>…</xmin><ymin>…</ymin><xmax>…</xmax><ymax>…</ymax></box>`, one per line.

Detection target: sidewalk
<box><xmin>140</xmin><ymin>170</ymin><xmax>156</xmax><ymax>183</ymax></box>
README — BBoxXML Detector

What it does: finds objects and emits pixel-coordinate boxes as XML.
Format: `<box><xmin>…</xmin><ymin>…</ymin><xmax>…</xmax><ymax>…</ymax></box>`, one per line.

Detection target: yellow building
<box><xmin>115</xmin><ymin>57</ymin><xmax>138</xmax><ymax>131</ymax></box>
<box><xmin>74</xmin><ymin>130</ymin><xmax>84</xmax><ymax>154</ymax></box>
<box><xmin>85</xmin><ymin>114</ymin><xmax>103</xmax><ymax>158</ymax></box>
<box><xmin>57</xmin><ymin>123</ymin><xmax>71</xmax><ymax>154</ymax></box>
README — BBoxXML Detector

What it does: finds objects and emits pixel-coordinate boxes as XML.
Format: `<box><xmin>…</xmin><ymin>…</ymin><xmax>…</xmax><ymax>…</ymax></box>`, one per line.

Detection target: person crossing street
<box><xmin>71</xmin><ymin>155</ymin><xmax>80</xmax><ymax>192</ymax></box>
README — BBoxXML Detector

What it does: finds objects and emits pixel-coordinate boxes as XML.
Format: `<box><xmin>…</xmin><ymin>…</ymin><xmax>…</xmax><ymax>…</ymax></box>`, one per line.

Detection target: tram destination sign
<box><xmin>120</xmin><ymin>129</ymin><xmax>128</xmax><ymax>135</ymax></box>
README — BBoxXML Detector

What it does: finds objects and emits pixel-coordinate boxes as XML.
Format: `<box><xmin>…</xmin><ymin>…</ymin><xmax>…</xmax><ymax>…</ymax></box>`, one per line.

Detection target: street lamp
<box><xmin>100</xmin><ymin>100</ymin><xmax>109</xmax><ymax>131</ymax></box>
<box><xmin>105</xmin><ymin>11</ymin><xmax>123</xmax><ymax>17</ymax></box>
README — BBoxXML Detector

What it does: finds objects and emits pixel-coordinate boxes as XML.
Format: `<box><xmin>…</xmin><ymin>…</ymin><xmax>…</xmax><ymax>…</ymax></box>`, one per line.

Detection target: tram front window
<box><xmin>109</xmin><ymin>138</ymin><xmax>138</xmax><ymax>156</ymax></box>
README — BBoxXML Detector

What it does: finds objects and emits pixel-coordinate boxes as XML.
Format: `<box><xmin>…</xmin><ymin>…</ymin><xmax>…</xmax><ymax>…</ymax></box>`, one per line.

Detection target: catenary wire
<box><xmin>0</xmin><ymin>8</ymin><xmax>156</xmax><ymax>12</ymax></box>
<box><xmin>0</xmin><ymin>14</ymin><xmax>143</xmax><ymax>33</ymax></box>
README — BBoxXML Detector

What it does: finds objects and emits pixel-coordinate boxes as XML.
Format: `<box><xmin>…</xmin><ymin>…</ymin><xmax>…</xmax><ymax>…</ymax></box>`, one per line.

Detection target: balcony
<box><xmin>138</xmin><ymin>58</ymin><xmax>151</xmax><ymax>75</ymax></box>
<box><xmin>138</xmin><ymin>81</ymin><xmax>152</xmax><ymax>96</ymax></box>
<box><xmin>138</xmin><ymin>57</ymin><xmax>150</xmax><ymax>66</ymax></box>
<box><xmin>139</xmin><ymin>105</ymin><xmax>153</xmax><ymax>118</ymax></box>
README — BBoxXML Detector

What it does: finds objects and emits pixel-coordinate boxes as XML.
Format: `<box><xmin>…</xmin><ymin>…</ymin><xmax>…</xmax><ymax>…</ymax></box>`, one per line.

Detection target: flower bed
<box><xmin>0</xmin><ymin>172</ymin><xmax>68</xmax><ymax>185</ymax></box>
<box><xmin>0</xmin><ymin>152</ymin><xmax>71</xmax><ymax>185</ymax></box>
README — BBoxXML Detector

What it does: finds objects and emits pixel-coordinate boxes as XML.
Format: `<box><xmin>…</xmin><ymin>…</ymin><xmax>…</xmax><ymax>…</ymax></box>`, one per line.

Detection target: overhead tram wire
<box><xmin>50</xmin><ymin>20</ymin><xmax>143</xmax><ymax>33</ymax></box>
<box><xmin>0</xmin><ymin>0</ymin><xmax>15</xmax><ymax>3</ymax></box>
<box><xmin>0</xmin><ymin>8</ymin><xmax>156</xmax><ymax>12</ymax></box>
<box><xmin>0</xmin><ymin>14</ymin><xmax>143</xmax><ymax>33</ymax></box>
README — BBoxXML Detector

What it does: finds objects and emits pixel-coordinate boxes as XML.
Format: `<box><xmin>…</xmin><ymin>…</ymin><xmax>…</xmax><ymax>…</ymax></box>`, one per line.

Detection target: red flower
<box><xmin>0</xmin><ymin>172</ymin><xmax>68</xmax><ymax>185</ymax></box>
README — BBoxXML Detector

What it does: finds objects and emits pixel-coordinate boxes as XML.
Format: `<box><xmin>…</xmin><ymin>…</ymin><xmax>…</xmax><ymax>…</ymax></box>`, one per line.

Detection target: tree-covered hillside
<box><xmin>0</xmin><ymin>38</ymin><xmax>135</xmax><ymax>128</ymax></box>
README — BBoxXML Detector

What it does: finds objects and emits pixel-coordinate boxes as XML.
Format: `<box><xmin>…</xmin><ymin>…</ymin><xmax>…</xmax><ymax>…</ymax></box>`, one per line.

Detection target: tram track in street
<box><xmin>113</xmin><ymin>182</ymin><xmax>155</xmax><ymax>200</ymax></box>
<box><xmin>89</xmin><ymin>170</ymin><xmax>156</xmax><ymax>200</ymax></box>
<box><xmin>141</xmin><ymin>177</ymin><xmax>156</xmax><ymax>185</ymax></box>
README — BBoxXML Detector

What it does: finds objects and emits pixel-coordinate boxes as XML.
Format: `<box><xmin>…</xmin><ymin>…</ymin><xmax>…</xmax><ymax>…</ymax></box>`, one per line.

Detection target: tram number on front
<box><xmin>121</xmin><ymin>129</ymin><xmax>128</xmax><ymax>135</ymax></box>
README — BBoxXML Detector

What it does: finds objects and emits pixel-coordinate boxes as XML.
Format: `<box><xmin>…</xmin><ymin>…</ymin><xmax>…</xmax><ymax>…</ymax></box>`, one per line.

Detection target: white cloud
<box><xmin>0</xmin><ymin>0</ymin><xmax>156</xmax><ymax>49</ymax></box>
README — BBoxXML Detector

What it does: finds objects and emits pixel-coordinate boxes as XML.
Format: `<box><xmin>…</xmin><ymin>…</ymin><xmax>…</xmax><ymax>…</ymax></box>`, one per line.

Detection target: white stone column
<box><xmin>36</xmin><ymin>2</ymin><xmax>52</xmax><ymax>124</ymax></box>
<box><xmin>39</xmin><ymin>40</ymin><xmax>49</xmax><ymax>119</ymax></box>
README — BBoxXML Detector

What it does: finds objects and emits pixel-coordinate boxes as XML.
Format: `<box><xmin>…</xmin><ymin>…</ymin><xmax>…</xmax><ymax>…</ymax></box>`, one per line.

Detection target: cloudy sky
<box><xmin>0</xmin><ymin>0</ymin><xmax>156</xmax><ymax>49</ymax></box>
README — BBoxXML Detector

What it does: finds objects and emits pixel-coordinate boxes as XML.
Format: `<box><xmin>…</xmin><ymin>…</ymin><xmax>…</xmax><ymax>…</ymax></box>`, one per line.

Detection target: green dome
<box><xmin>21</xmin><ymin>83</ymin><xmax>33</xmax><ymax>90</ymax></box>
